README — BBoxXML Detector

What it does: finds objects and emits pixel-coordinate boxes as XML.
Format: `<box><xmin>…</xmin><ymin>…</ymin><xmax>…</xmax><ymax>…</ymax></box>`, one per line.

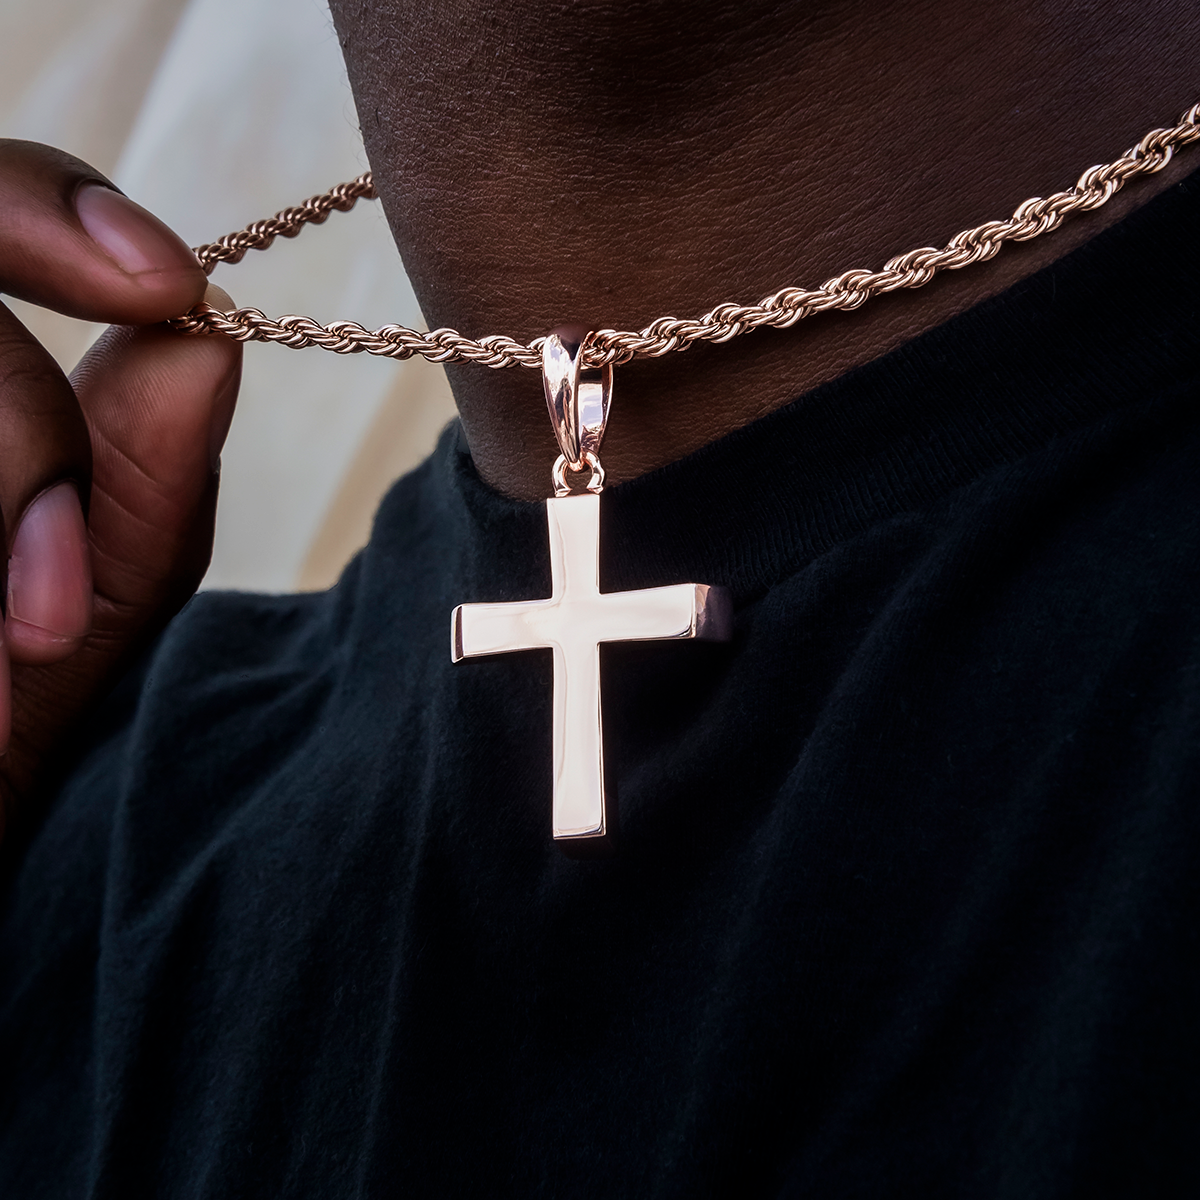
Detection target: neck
<box><xmin>333</xmin><ymin>0</ymin><xmax>1198</xmax><ymax>501</ymax></box>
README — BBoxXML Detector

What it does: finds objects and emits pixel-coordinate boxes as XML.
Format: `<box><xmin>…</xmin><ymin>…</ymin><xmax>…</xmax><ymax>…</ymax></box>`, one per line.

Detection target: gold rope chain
<box><xmin>170</xmin><ymin>103</ymin><xmax>1200</xmax><ymax>370</ymax></box>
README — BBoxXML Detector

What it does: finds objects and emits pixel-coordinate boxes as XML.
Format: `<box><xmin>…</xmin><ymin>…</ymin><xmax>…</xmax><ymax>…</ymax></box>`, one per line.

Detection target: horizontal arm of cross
<box><xmin>451</xmin><ymin>599</ymin><xmax>555</xmax><ymax>662</ymax></box>
<box><xmin>451</xmin><ymin>582</ymin><xmax>730</xmax><ymax>663</ymax></box>
<box><xmin>595</xmin><ymin>582</ymin><xmax>732</xmax><ymax>644</ymax></box>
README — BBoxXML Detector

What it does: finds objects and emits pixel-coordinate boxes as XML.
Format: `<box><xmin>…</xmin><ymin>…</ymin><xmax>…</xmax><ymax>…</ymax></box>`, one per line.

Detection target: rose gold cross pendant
<box><xmin>450</xmin><ymin>332</ymin><xmax>733</xmax><ymax>850</ymax></box>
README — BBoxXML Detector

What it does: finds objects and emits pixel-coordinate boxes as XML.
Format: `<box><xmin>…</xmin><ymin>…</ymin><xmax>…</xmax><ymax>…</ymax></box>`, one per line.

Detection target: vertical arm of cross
<box><xmin>546</xmin><ymin>494</ymin><xmax>607</xmax><ymax>837</ymax></box>
<box><xmin>551</xmin><ymin>640</ymin><xmax>607</xmax><ymax>838</ymax></box>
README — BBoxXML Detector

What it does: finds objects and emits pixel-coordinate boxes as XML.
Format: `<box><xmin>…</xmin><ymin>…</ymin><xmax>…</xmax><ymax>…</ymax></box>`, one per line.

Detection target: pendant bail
<box><xmin>542</xmin><ymin>329</ymin><xmax>612</xmax><ymax>473</ymax></box>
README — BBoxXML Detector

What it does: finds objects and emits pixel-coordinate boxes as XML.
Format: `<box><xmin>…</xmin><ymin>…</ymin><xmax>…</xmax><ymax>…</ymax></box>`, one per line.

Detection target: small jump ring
<box><xmin>552</xmin><ymin>451</ymin><xmax>606</xmax><ymax>497</ymax></box>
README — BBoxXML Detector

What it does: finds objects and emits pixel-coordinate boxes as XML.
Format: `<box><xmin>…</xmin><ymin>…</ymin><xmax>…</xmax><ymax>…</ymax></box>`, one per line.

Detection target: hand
<box><xmin>0</xmin><ymin>140</ymin><xmax>241</xmax><ymax>838</ymax></box>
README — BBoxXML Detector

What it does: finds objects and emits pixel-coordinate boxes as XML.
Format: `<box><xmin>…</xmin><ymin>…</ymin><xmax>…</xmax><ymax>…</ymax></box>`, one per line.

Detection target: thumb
<box><xmin>73</xmin><ymin>284</ymin><xmax>241</xmax><ymax>624</ymax></box>
<box><xmin>4</xmin><ymin>290</ymin><xmax>240</xmax><ymax>793</ymax></box>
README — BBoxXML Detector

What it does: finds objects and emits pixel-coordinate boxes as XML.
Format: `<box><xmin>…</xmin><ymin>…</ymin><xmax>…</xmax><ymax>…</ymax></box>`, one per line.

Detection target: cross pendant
<box><xmin>451</xmin><ymin>491</ymin><xmax>732</xmax><ymax>847</ymax></box>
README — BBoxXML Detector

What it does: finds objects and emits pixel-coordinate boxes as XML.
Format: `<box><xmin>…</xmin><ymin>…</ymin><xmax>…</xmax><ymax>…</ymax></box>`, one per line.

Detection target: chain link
<box><xmin>169</xmin><ymin>104</ymin><xmax>1200</xmax><ymax>370</ymax></box>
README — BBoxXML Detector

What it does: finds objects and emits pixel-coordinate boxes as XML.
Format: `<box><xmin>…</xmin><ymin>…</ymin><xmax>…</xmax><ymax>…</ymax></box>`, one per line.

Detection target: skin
<box><xmin>0</xmin><ymin>3</ymin><xmax>1195</xmax><ymax>834</ymax></box>
<box><xmin>0</xmin><ymin>142</ymin><xmax>240</xmax><ymax>833</ymax></box>
<box><xmin>330</xmin><ymin>0</ymin><xmax>1199</xmax><ymax>499</ymax></box>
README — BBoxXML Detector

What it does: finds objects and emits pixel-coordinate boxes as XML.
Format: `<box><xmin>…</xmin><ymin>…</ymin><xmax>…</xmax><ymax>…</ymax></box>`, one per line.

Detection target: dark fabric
<box><xmin>2</xmin><ymin>171</ymin><xmax>1199</xmax><ymax>1200</ymax></box>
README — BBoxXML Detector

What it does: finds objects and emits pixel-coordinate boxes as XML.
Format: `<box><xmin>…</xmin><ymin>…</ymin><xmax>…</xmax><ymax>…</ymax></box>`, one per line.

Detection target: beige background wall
<box><xmin>0</xmin><ymin>0</ymin><xmax>458</xmax><ymax>592</ymax></box>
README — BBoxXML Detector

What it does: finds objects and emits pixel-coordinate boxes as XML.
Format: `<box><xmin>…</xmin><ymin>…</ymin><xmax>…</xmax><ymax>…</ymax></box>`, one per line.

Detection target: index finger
<box><xmin>0</xmin><ymin>140</ymin><xmax>206</xmax><ymax>325</ymax></box>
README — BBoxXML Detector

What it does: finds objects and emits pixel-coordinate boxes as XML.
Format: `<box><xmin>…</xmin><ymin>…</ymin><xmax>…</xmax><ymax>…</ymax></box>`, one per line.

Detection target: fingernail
<box><xmin>7</xmin><ymin>484</ymin><xmax>93</xmax><ymax>641</ymax></box>
<box><xmin>75</xmin><ymin>183</ymin><xmax>191</xmax><ymax>277</ymax></box>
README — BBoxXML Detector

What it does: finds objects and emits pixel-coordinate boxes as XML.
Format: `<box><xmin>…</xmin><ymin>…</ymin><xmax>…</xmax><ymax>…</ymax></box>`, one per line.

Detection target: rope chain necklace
<box><xmin>177</xmin><ymin>104</ymin><xmax>1198</xmax><ymax>851</ymax></box>
<box><xmin>172</xmin><ymin>103</ymin><xmax>1199</xmax><ymax>372</ymax></box>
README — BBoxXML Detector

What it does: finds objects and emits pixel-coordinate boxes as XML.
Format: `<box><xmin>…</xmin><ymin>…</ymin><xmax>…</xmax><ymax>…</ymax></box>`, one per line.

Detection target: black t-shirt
<box><xmin>2</xmin><ymin>172</ymin><xmax>1199</xmax><ymax>1199</ymax></box>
